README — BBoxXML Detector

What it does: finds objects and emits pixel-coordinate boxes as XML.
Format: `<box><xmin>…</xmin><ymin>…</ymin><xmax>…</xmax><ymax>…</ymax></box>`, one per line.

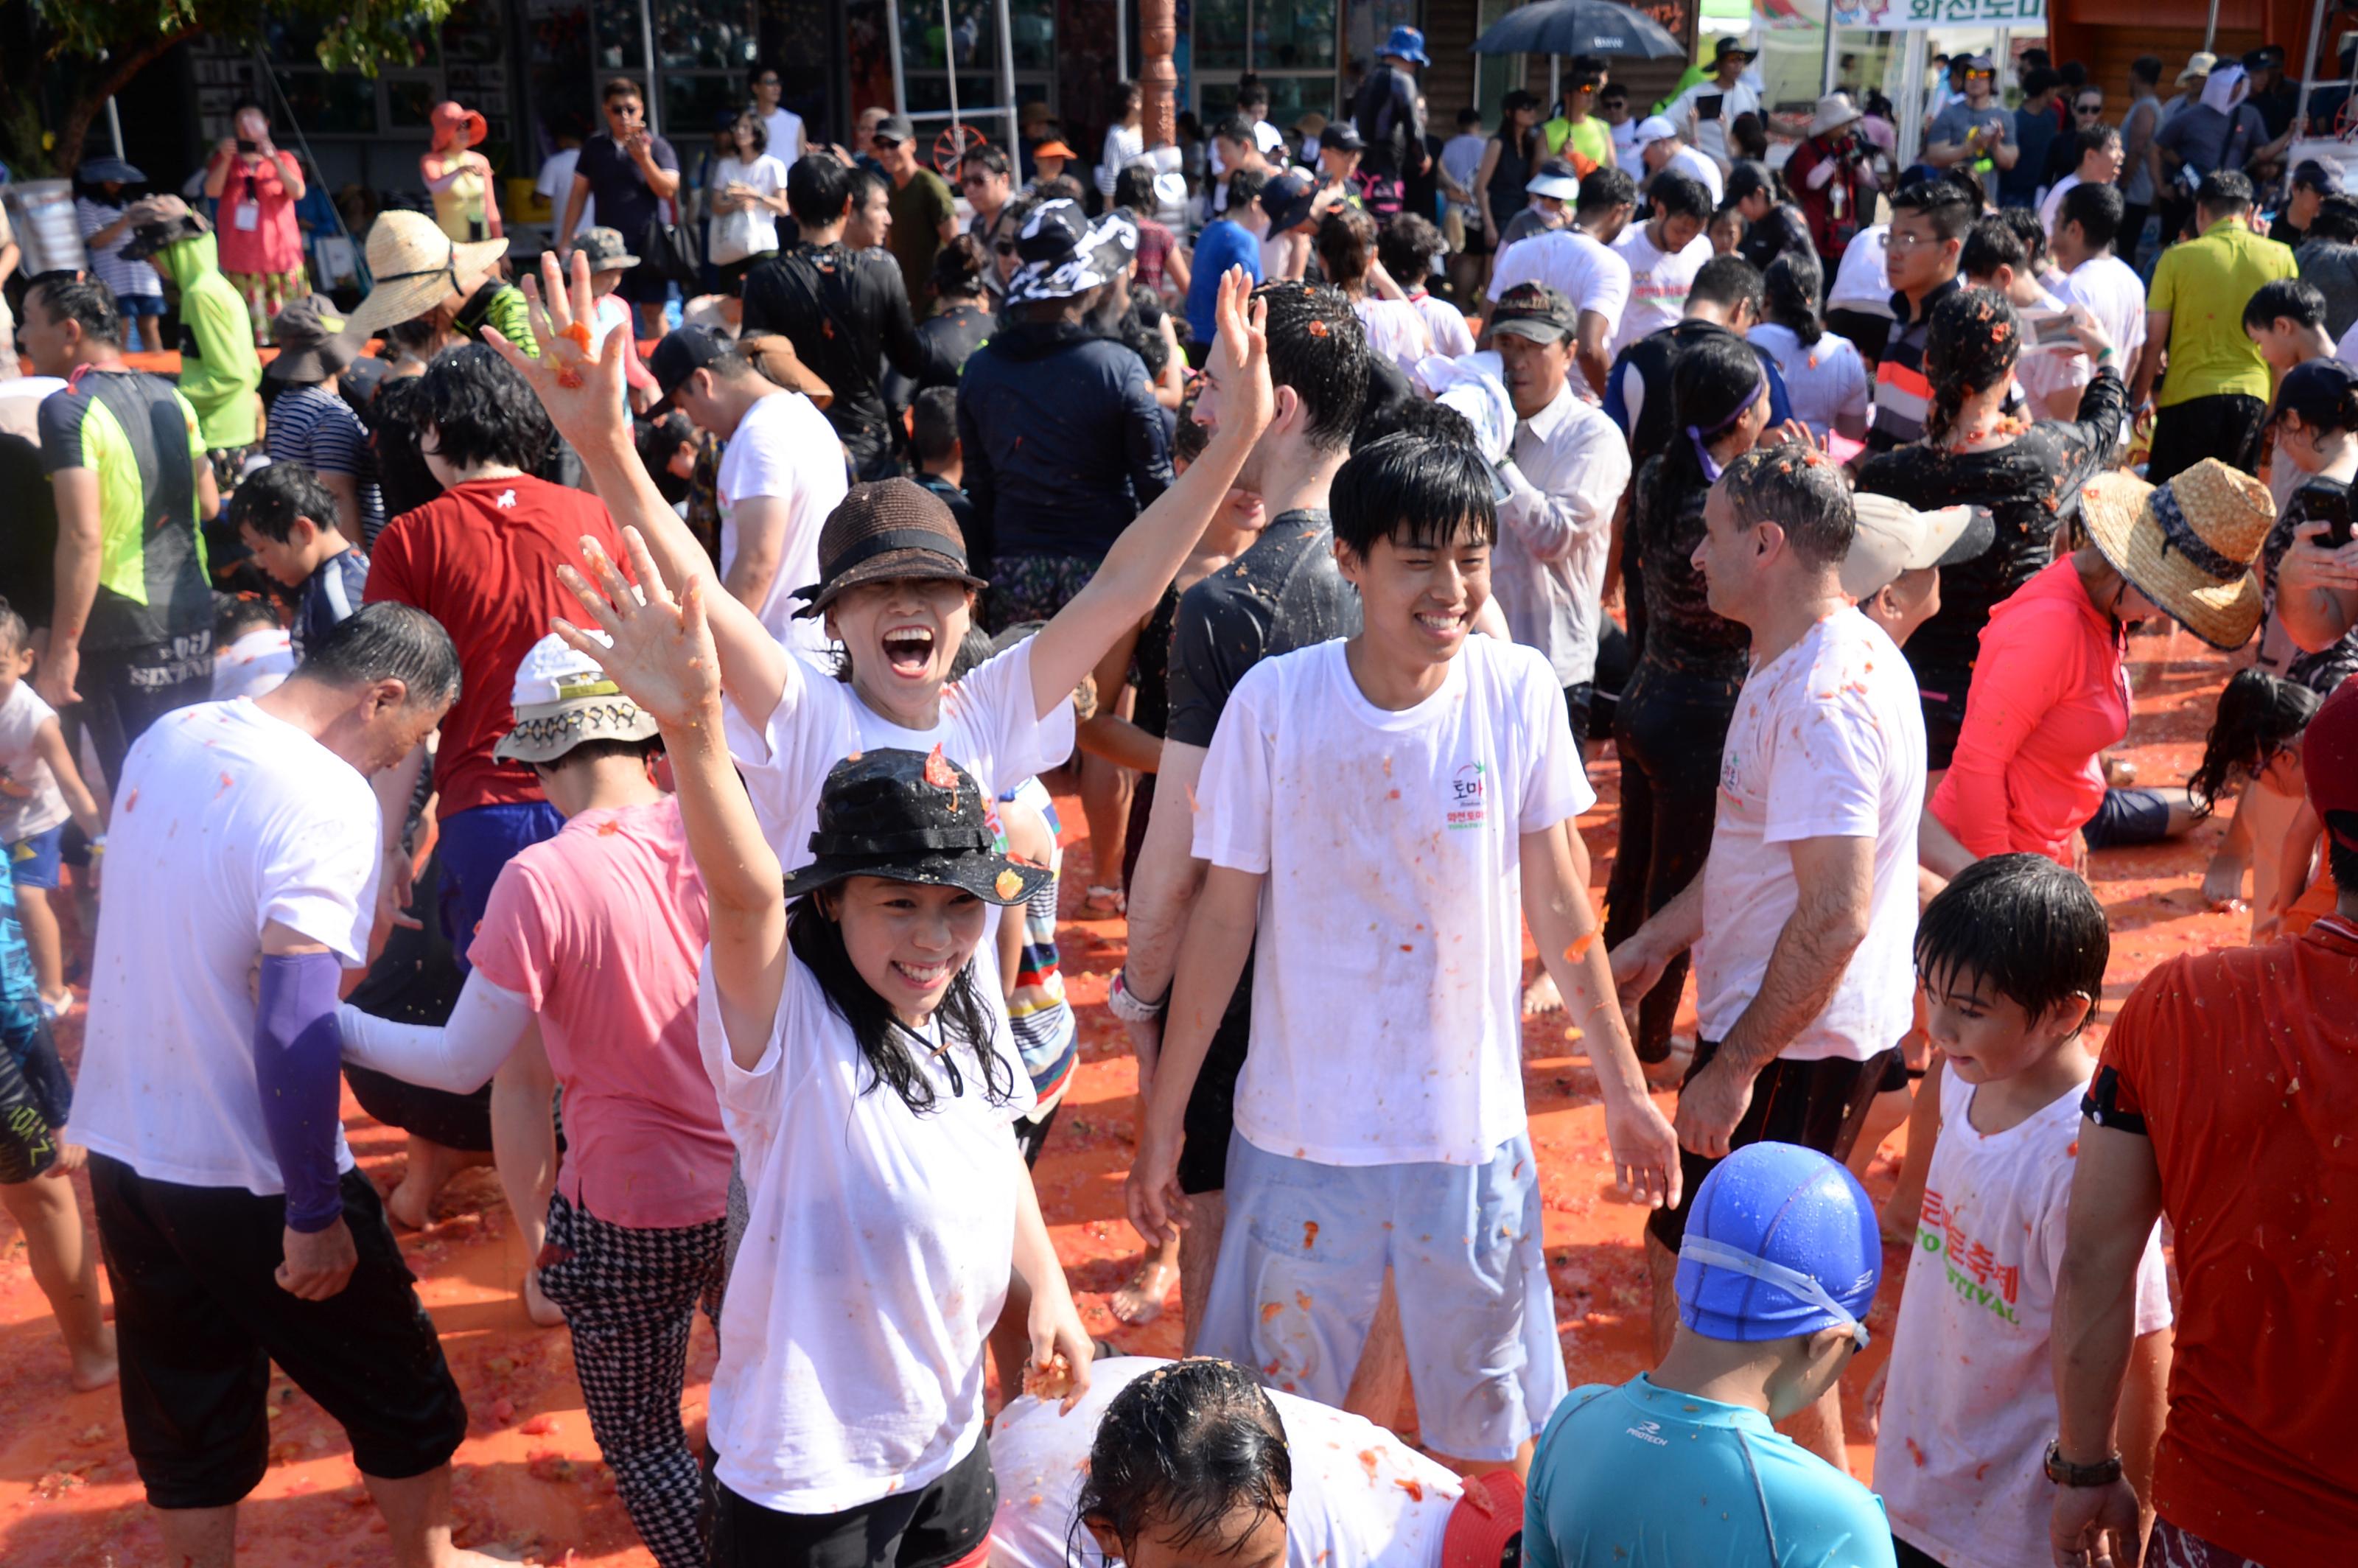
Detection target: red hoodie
<box><xmin>1929</xmin><ymin>555</ymin><xmax>2128</xmax><ymax>864</ymax></box>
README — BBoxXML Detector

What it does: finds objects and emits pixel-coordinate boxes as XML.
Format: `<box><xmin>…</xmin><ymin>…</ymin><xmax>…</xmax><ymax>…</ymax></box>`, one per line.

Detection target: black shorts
<box><xmin>710</xmin><ymin>1434</ymin><xmax>996</xmax><ymax>1568</ymax></box>
<box><xmin>1645</xmin><ymin>1040</ymin><xmax>1905</xmax><ymax>1253</ymax></box>
<box><xmin>90</xmin><ymin>1156</ymin><xmax>468</xmax><ymax>1508</ymax></box>
<box><xmin>1178</xmin><ymin>966</ymin><xmax>1254</xmax><ymax>1197</ymax></box>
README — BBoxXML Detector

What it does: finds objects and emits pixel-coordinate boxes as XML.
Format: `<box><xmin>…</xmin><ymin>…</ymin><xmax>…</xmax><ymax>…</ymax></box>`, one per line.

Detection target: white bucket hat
<box><xmin>1808</xmin><ymin>92</ymin><xmax>1863</xmax><ymax>139</ymax></box>
<box><xmin>343</xmin><ymin>209</ymin><xmax>510</xmax><ymax>338</ymax></box>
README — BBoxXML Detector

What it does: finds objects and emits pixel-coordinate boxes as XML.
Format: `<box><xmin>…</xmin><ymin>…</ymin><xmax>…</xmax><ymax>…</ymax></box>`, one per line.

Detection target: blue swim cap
<box><xmin>1676</xmin><ymin>1142</ymin><xmax>1881</xmax><ymax>1345</ymax></box>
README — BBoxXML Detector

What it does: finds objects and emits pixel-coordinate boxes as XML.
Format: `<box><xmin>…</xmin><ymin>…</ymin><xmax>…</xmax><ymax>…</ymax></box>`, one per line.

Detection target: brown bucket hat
<box><xmin>790</xmin><ymin>480</ymin><xmax>990</xmax><ymax>619</ymax></box>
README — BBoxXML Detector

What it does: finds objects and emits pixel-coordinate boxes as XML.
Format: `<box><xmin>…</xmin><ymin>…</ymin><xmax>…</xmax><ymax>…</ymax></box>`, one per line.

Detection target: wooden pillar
<box><xmin>1141</xmin><ymin>0</ymin><xmax>1178</xmax><ymax>145</ymax></box>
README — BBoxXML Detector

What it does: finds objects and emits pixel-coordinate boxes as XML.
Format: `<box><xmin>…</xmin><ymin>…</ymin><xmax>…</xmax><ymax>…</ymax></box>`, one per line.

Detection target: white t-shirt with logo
<box><xmin>716</xmin><ymin>388</ymin><xmax>850</xmax><ymax>651</ymax></box>
<box><xmin>73</xmin><ymin>700</ymin><xmax>380</xmax><ymax>1191</ymax></box>
<box><xmin>701</xmin><ymin>952</ymin><xmax>1033</xmax><ymax>1514</ymax></box>
<box><xmin>1488</xmin><ymin>228</ymin><xmax>1631</xmax><ymax>395</ymax></box>
<box><xmin>1695</xmin><ymin>608</ymin><xmax>1924</xmax><ymax>1062</ymax></box>
<box><xmin>0</xmin><ymin>681</ymin><xmax>69</xmax><ymax>845</ymax></box>
<box><xmin>1874</xmin><ymin>1068</ymin><xmax>2173</xmax><ymax>1568</ymax></box>
<box><xmin>990</xmin><ymin>1357</ymin><xmax>1463</xmax><ymax>1568</ymax></box>
<box><xmin>1609</xmin><ymin>221</ymin><xmax>1713</xmax><ymax>356</ymax></box>
<box><xmin>1195</xmin><ymin>635</ymin><xmax>1594</xmax><ymax>1166</ymax></box>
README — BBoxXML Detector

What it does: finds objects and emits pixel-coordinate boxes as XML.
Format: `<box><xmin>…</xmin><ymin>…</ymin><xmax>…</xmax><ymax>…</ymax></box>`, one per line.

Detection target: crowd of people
<box><xmin>0</xmin><ymin>25</ymin><xmax>2353</xmax><ymax>1568</ymax></box>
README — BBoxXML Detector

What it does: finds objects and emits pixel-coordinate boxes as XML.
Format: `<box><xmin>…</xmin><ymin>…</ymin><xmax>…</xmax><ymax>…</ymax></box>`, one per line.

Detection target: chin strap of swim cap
<box><xmin>1677</xmin><ymin>1234</ymin><xmax>1870</xmax><ymax>1348</ymax></box>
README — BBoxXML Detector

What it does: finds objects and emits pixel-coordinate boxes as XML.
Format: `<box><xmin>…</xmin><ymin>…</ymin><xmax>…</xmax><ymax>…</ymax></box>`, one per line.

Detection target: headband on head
<box><xmin>1687</xmin><ymin>372</ymin><xmax>1769</xmax><ymax>483</ymax></box>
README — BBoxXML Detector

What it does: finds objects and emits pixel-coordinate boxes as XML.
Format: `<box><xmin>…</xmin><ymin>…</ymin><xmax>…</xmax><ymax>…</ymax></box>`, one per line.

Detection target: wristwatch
<box><xmin>2043</xmin><ymin>1441</ymin><xmax>2124</xmax><ymax>1488</ymax></box>
<box><xmin>1106</xmin><ymin>969</ymin><xmax>1168</xmax><ymax>1026</ymax></box>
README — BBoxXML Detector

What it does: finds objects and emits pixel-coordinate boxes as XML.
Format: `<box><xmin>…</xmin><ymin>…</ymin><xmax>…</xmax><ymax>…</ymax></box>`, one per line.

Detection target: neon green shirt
<box><xmin>2147</xmin><ymin>220</ymin><xmax>2297</xmax><ymax>406</ymax></box>
<box><xmin>153</xmin><ymin>230</ymin><xmax>262</xmax><ymax>450</ymax></box>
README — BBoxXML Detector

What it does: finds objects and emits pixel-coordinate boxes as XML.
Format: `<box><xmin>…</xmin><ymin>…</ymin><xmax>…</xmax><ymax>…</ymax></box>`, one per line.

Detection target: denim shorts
<box><xmin>434</xmin><ymin>800</ymin><xmax>564</xmax><ymax>970</ymax></box>
<box><xmin>1195</xmin><ymin>1130</ymin><xmax>1567</xmax><ymax>1462</ymax></box>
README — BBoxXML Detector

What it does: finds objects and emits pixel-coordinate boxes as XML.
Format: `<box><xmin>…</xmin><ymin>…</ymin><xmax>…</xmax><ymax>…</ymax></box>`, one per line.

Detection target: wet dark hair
<box><xmin>2311</xmin><ymin>195</ymin><xmax>2358</xmax><ymax>245</ymax></box>
<box><xmin>227</xmin><ymin>461</ymin><xmax>343</xmax><ymax>544</ymax></box>
<box><xmin>1717</xmin><ymin>443</ymin><xmax>1855</xmax><ymax>568</ymax></box>
<box><xmin>1687</xmin><ymin>253</ymin><xmax>1763</xmax><ymax>318</ymax></box>
<box><xmin>2190</xmin><ymin>667</ymin><xmax>2321</xmax><ymax>812</ymax></box>
<box><xmin>1353</xmin><ymin>392</ymin><xmax>1478</xmax><ymax>452</ymax></box>
<box><xmin>1763</xmin><ymin>253</ymin><xmax>1825</xmax><ymax>348</ymax></box>
<box><xmin>1315</xmin><ymin>205</ymin><xmax>1378</xmax><ymax>287</ymax></box>
<box><xmin>1666</xmin><ymin>330</ymin><xmax>1768</xmax><ymax>494</ymax></box>
<box><xmin>1226</xmin><ymin>166</ymin><xmax>1270</xmax><ymax>209</ymax></box>
<box><xmin>1923</xmin><ymin>287</ymin><xmax>2021</xmax><ymax>446</ymax></box>
<box><xmin>964</xmin><ymin>144</ymin><xmax>1012</xmax><ymax>181</ymax></box>
<box><xmin>1256</xmin><ymin>281</ymin><xmax>1368</xmax><ymax>455</ymax></box>
<box><xmin>931</xmin><ymin>231</ymin><xmax>989</xmax><ymax>299</ymax></box>
<box><xmin>912</xmin><ymin>384</ymin><xmax>961</xmax><ymax>463</ymax></box>
<box><xmin>2071</xmin><ymin>122</ymin><xmax>2120</xmax><ymax>164</ymax></box>
<box><xmin>788</xmin><ymin>152</ymin><xmax>857</xmax><ymax>226</ymax></box>
<box><xmin>2245</xmin><ymin>277</ymin><xmax>2327</xmax><ymax>332</ymax></box>
<box><xmin>1889</xmin><ymin>177</ymin><xmax>1976</xmax><ymax>244</ymax></box>
<box><xmin>1377</xmin><ymin>211</ymin><xmax>1446</xmax><ymax>280</ymax></box>
<box><xmin>2130</xmin><ymin>53</ymin><xmax>2162</xmax><ymax>85</ymax></box>
<box><xmin>1646</xmin><ymin>170</ymin><xmax>1711</xmax><ymax>225</ymax></box>
<box><xmin>1113</xmin><ymin>163</ymin><xmax>1159</xmax><ymax>211</ymax></box>
<box><xmin>786</xmin><ymin>891</ymin><xmax>1012</xmax><ymax>1115</ymax></box>
<box><xmin>1915</xmin><ymin>853</ymin><xmax>2108</xmax><ymax>1028</ymax></box>
<box><xmin>2197</xmin><ymin>169</ymin><xmax>2255</xmax><ymax>216</ymax></box>
<box><xmin>1331</xmin><ymin>430</ymin><xmax>1497</xmax><ymax>556</ymax></box>
<box><xmin>1960</xmin><ymin>211</ymin><xmax>2029</xmax><ymax>280</ymax></box>
<box><xmin>1999</xmin><ymin>206</ymin><xmax>2049</xmax><ymax>268</ymax></box>
<box><xmin>419</xmin><ymin>343</ymin><xmax>555</xmax><ymax>473</ymax></box>
<box><xmin>1723</xmin><ymin>160</ymin><xmax>1776</xmax><ymax>211</ymax></box>
<box><xmin>298</xmin><ymin>601</ymin><xmax>462</xmax><ymax>708</ymax></box>
<box><xmin>27</xmin><ymin>274</ymin><xmax>122</xmax><ymax>347</ymax></box>
<box><xmin>848</xmin><ymin>164</ymin><xmax>892</xmax><ymax>212</ymax></box>
<box><xmin>1729</xmin><ymin>111</ymin><xmax>1770</xmax><ymax>162</ymax></box>
<box><xmin>1211</xmin><ymin>113</ymin><xmax>1256</xmax><ymax>147</ymax></box>
<box><xmin>2057</xmin><ymin>179</ymin><xmax>2124</xmax><ymax>252</ymax></box>
<box><xmin>2021</xmin><ymin>66</ymin><xmax>2061</xmax><ymax>99</ymax></box>
<box><xmin>211</xmin><ymin>592</ymin><xmax>278</xmax><ymax>648</ymax></box>
<box><xmin>634</xmin><ymin>410</ymin><xmax>697</xmax><ymax>505</ymax></box>
<box><xmin>1076</xmin><ymin>1360</ymin><xmax>1291</xmax><ymax>1559</ymax></box>
<box><xmin>1576</xmin><ymin>166</ymin><xmax>1639</xmax><ymax>221</ymax></box>
<box><xmin>603</xmin><ymin>77</ymin><xmax>645</xmax><ymax>105</ymax></box>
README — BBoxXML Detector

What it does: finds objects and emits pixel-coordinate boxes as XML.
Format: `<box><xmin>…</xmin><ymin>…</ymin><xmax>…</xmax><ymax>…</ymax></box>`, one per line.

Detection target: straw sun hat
<box><xmin>344</xmin><ymin>209</ymin><xmax>509</xmax><ymax>338</ymax></box>
<box><xmin>2077</xmin><ymin>458</ymin><xmax>2275</xmax><ymax>651</ymax></box>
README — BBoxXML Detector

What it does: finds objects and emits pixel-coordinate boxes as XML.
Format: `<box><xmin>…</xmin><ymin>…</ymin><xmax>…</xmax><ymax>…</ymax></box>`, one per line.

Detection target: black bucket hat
<box><xmin>791</xmin><ymin>480</ymin><xmax>990</xmax><ymax>619</ymax></box>
<box><xmin>781</xmin><ymin>746</ymin><xmax>1053</xmax><ymax>905</ymax></box>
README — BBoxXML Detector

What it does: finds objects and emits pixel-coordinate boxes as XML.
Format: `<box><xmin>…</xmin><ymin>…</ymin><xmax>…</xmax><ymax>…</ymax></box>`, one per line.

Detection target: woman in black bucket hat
<box><xmin>553</xmin><ymin>536</ymin><xmax>1093</xmax><ymax>1567</ymax></box>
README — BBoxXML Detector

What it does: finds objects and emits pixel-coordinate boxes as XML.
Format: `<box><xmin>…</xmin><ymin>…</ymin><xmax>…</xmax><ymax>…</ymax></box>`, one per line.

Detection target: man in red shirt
<box><xmin>363</xmin><ymin>343</ymin><xmax>630</xmax><ymax>1321</ymax></box>
<box><xmin>2055</xmin><ymin>676</ymin><xmax>2358</xmax><ymax>1568</ymax></box>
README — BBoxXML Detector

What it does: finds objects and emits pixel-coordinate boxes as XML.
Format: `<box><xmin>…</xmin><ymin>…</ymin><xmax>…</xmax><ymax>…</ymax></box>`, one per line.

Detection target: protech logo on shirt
<box><xmin>1447</xmin><ymin>761</ymin><xmax>1488</xmax><ymax>828</ymax></box>
<box><xmin>1623</xmin><ymin>1419</ymin><xmax>1669</xmax><ymax>1446</ymax></box>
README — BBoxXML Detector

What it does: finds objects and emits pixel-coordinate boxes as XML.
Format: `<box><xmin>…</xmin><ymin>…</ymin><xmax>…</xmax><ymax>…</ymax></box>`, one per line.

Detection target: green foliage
<box><xmin>29</xmin><ymin>0</ymin><xmax>458</xmax><ymax>77</ymax></box>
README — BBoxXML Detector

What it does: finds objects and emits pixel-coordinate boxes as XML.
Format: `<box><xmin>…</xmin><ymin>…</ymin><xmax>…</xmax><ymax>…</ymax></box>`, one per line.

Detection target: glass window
<box><xmin>592</xmin><ymin>0</ymin><xmax>647</xmax><ymax>70</ymax></box>
<box><xmin>1259</xmin><ymin>0</ymin><xmax>1334</xmax><ymax>71</ymax></box>
<box><xmin>1194</xmin><ymin>0</ymin><xmax>1248</xmax><ymax>71</ymax></box>
<box><xmin>664</xmin><ymin>74</ymin><xmax>751</xmax><ymax>140</ymax></box>
<box><xmin>657</xmin><ymin>0</ymin><xmax>756</xmax><ymax>70</ymax></box>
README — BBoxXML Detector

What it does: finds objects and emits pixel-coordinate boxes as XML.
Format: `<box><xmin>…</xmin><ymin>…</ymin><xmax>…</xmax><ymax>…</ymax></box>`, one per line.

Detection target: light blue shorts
<box><xmin>1197</xmin><ymin>1130</ymin><xmax>1568</xmax><ymax>1463</ymax></box>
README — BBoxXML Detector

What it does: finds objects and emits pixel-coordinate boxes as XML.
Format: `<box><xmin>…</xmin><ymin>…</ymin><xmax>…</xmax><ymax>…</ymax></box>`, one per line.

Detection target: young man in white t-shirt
<box><xmin>1486</xmin><ymin>164</ymin><xmax>1638</xmax><ymax>396</ymax></box>
<box><xmin>648</xmin><ymin>324</ymin><xmax>846</xmax><ymax>653</ymax></box>
<box><xmin>1129</xmin><ymin>431</ymin><xmax>1680</xmax><ymax>1476</ymax></box>
<box><xmin>2050</xmin><ymin>180</ymin><xmax>2148</xmax><ymax>377</ymax></box>
<box><xmin>1610</xmin><ymin>446</ymin><xmax>1925</xmax><ymax>1469</ymax></box>
<box><xmin>69</xmin><ymin>604</ymin><xmax>499</xmax><ymax>1568</ymax></box>
<box><xmin>749</xmin><ymin>64</ymin><xmax>804</xmax><ymax>167</ymax></box>
<box><xmin>1607</xmin><ymin>167</ymin><xmax>1715</xmax><ymax>357</ymax></box>
<box><xmin>1869</xmin><ymin>856</ymin><xmax>2173</xmax><ymax>1568</ymax></box>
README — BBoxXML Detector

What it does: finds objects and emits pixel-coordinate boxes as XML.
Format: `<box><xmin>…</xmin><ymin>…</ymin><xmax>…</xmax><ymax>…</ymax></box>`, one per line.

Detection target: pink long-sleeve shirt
<box><xmin>1929</xmin><ymin>555</ymin><xmax>2128</xmax><ymax>864</ymax></box>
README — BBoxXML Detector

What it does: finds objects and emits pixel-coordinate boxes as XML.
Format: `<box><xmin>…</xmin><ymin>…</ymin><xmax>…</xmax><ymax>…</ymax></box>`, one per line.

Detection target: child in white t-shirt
<box><xmin>0</xmin><ymin>601</ymin><xmax>107</xmax><ymax>1018</ymax></box>
<box><xmin>1870</xmin><ymin>855</ymin><xmax>2173</xmax><ymax>1568</ymax></box>
<box><xmin>1129</xmin><ymin>431</ymin><xmax>1679</xmax><ymax>1471</ymax></box>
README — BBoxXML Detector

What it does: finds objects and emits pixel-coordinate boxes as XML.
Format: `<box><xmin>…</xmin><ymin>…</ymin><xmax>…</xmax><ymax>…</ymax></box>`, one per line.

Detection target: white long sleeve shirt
<box><xmin>1491</xmin><ymin>382</ymin><xmax>1632</xmax><ymax>688</ymax></box>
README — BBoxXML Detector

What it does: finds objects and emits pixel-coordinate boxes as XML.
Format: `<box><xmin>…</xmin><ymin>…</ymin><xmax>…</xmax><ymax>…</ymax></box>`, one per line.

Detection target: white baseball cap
<box><xmin>1634</xmin><ymin>115</ymin><xmax>1679</xmax><ymax>147</ymax></box>
<box><xmin>1841</xmin><ymin>495</ymin><xmax>1994</xmax><ymax>601</ymax></box>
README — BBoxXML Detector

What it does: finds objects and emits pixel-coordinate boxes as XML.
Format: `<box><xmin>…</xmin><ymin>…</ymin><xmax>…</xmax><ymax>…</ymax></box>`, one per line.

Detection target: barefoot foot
<box><xmin>69</xmin><ymin>1325</ymin><xmax>119</xmax><ymax>1393</ymax></box>
<box><xmin>385</xmin><ymin>1135</ymin><xmax>491</xmax><ymax>1231</ymax></box>
<box><xmin>1522</xmin><ymin>970</ymin><xmax>1564</xmax><ymax>1016</ymax></box>
<box><xmin>1110</xmin><ymin>1256</ymin><xmax>1178</xmax><ymax>1326</ymax></box>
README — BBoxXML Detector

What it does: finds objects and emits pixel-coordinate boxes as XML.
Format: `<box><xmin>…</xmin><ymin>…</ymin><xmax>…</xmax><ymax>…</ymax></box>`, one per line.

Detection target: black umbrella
<box><xmin>1471</xmin><ymin>0</ymin><xmax>1684</xmax><ymax>60</ymax></box>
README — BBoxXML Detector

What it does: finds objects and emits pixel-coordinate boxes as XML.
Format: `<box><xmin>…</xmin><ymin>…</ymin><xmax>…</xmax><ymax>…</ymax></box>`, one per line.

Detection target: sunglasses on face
<box><xmin>756</xmin><ymin>76</ymin><xmax>780</xmax><ymax>86</ymax></box>
<box><xmin>2077</xmin><ymin>102</ymin><xmax>2104</xmax><ymax>115</ymax></box>
<box><xmin>995</xmin><ymin>240</ymin><xmax>1017</xmax><ymax>255</ymax></box>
